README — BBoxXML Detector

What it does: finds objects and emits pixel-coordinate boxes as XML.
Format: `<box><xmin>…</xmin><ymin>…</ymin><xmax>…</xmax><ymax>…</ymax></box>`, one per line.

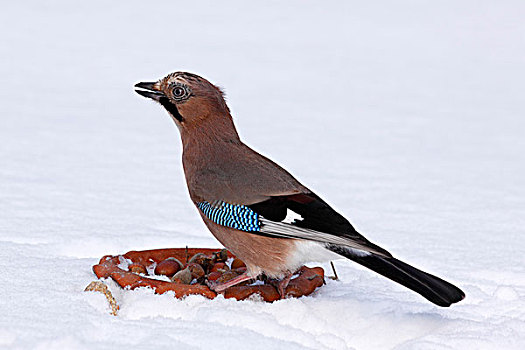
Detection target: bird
<box><xmin>135</xmin><ymin>71</ymin><xmax>465</xmax><ymax>307</ymax></box>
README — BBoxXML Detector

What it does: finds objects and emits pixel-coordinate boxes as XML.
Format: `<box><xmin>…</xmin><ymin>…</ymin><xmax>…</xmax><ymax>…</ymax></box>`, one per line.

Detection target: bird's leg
<box><xmin>207</xmin><ymin>273</ymin><xmax>255</xmax><ymax>293</ymax></box>
<box><xmin>269</xmin><ymin>272</ymin><xmax>294</xmax><ymax>299</ymax></box>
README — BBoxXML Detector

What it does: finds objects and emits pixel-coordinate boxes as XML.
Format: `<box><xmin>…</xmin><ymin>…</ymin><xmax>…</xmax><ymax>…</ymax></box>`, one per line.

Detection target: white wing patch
<box><xmin>283</xmin><ymin>209</ymin><xmax>303</xmax><ymax>224</ymax></box>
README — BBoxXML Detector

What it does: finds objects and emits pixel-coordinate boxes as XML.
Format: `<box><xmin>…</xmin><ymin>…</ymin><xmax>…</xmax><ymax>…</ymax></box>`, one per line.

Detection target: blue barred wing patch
<box><xmin>197</xmin><ymin>201</ymin><xmax>261</xmax><ymax>232</ymax></box>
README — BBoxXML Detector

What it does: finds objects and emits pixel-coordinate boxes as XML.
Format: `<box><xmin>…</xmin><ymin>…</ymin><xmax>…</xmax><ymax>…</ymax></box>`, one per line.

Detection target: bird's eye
<box><xmin>173</xmin><ymin>87</ymin><xmax>185</xmax><ymax>98</ymax></box>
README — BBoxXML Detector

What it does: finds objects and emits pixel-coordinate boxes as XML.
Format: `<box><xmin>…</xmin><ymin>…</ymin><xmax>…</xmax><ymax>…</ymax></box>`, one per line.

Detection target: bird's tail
<box><xmin>329</xmin><ymin>246</ymin><xmax>465</xmax><ymax>307</ymax></box>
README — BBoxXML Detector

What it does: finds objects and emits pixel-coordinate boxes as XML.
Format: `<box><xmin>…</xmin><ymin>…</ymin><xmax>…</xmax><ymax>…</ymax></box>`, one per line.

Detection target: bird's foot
<box><xmin>206</xmin><ymin>272</ymin><xmax>254</xmax><ymax>293</ymax></box>
<box><xmin>268</xmin><ymin>273</ymin><xmax>294</xmax><ymax>299</ymax></box>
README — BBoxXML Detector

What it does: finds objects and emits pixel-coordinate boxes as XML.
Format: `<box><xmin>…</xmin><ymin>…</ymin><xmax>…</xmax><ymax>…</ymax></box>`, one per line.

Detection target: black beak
<box><xmin>134</xmin><ymin>82</ymin><xmax>165</xmax><ymax>101</ymax></box>
<box><xmin>135</xmin><ymin>81</ymin><xmax>185</xmax><ymax>123</ymax></box>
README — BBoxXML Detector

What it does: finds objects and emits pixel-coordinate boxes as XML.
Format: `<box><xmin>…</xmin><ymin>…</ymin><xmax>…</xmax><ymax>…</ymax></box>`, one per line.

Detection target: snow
<box><xmin>1</xmin><ymin>0</ymin><xmax>524</xmax><ymax>349</ymax></box>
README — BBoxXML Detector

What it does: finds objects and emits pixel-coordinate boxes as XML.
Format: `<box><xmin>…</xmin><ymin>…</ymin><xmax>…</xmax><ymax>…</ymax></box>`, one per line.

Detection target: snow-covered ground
<box><xmin>1</xmin><ymin>1</ymin><xmax>524</xmax><ymax>349</ymax></box>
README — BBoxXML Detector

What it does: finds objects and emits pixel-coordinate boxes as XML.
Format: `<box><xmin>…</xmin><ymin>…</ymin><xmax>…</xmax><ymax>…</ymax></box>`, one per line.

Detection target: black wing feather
<box><xmin>249</xmin><ymin>192</ymin><xmax>392</xmax><ymax>258</ymax></box>
<box><xmin>248</xmin><ymin>193</ymin><xmax>465</xmax><ymax>306</ymax></box>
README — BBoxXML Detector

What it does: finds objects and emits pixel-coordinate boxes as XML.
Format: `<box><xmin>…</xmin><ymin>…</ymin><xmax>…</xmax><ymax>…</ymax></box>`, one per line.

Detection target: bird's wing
<box><xmin>186</xmin><ymin>145</ymin><xmax>309</xmax><ymax>205</ymax></box>
<box><xmin>187</xmin><ymin>144</ymin><xmax>390</xmax><ymax>256</ymax></box>
<box><xmin>196</xmin><ymin>193</ymin><xmax>392</xmax><ymax>258</ymax></box>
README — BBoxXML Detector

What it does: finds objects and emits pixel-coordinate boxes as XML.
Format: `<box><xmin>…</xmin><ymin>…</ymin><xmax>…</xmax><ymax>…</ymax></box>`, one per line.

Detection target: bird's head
<box><xmin>135</xmin><ymin>72</ymin><xmax>230</xmax><ymax>128</ymax></box>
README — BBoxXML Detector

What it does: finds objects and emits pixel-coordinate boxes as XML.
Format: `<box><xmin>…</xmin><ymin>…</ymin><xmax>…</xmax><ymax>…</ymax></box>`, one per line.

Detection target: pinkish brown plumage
<box><xmin>135</xmin><ymin>71</ymin><xmax>465</xmax><ymax>305</ymax></box>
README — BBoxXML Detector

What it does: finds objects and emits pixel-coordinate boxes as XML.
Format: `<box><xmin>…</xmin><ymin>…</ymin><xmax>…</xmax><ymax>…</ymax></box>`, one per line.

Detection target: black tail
<box><xmin>330</xmin><ymin>247</ymin><xmax>465</xmax><ymax>307</ymax></box>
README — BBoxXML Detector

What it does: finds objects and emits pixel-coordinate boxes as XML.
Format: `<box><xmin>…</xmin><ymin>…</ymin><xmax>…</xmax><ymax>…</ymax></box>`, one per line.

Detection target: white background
<box><xmin>1</xmin><ymin>1</ymin><xmax>524</xmax><ymax>349</ymax></box>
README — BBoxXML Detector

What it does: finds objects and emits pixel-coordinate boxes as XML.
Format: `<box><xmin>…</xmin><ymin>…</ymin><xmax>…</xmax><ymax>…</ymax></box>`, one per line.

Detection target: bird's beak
<box><xmin>134</xmin><ymin>82</ymin><xmax>165</xmax><ymax>101</ymax></box>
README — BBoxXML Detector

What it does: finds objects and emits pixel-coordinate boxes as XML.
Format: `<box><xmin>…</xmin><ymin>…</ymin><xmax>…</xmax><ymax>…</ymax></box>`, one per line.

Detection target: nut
<box><xmin>187</xmin><ymin>262</ymin><xmax>205</xmax><ymax>280</ymax></box>
<box><xmin>170</xmin><ymin>267</ymin><xmax>192</xmax><ymax>284</ymax></box>
<box><xmin>128</xmin><ymin>263</ymin><xmax>147</xmax><ymax>275</ymax></box>
<box><xmin>216</xmin><ymin>271</ymin><xmax>240</xmax><ymax>284</ymax></box>
<box><xmin>210</xmin><ymin>262</ymin><xmax>229</xmax><ymax>272</ymax></box>
<box><xmin>189</xmin><ymin>253</ymin><xmax>212</xmax><ymax>270</ymax></box>
<box><xmin>213</xmin><ymin>249</ymin><xmax>228</xmax><ymax>263</ymax></box>
<box><xmin>207</xmin><ymin>271</ymin><xmax>222</xmax><ymax>281</ymax></box>
<box><xmin>230</xmin><ymin>258</ymin><xmax>246</xmax><ymax>269</ymax></box>
<box><xmin>154</xmin><ymin>259</ymin><xmax>181</xmax><ymax>277</ymax></box>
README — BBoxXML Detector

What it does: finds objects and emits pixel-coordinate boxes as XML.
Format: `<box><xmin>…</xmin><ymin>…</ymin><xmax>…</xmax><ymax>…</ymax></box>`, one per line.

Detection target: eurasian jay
<box><xmin>135</xmin><ymin>72</ymin><xmax>465</xmax><ymax>307</ymax></box>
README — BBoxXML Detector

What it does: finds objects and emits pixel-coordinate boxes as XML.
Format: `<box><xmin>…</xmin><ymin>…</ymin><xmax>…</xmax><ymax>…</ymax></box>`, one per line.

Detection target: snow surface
<box><xmin>1</xmin><ymin>1</ymin><xmax>524</xmax><ymax>349</ymax></box>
